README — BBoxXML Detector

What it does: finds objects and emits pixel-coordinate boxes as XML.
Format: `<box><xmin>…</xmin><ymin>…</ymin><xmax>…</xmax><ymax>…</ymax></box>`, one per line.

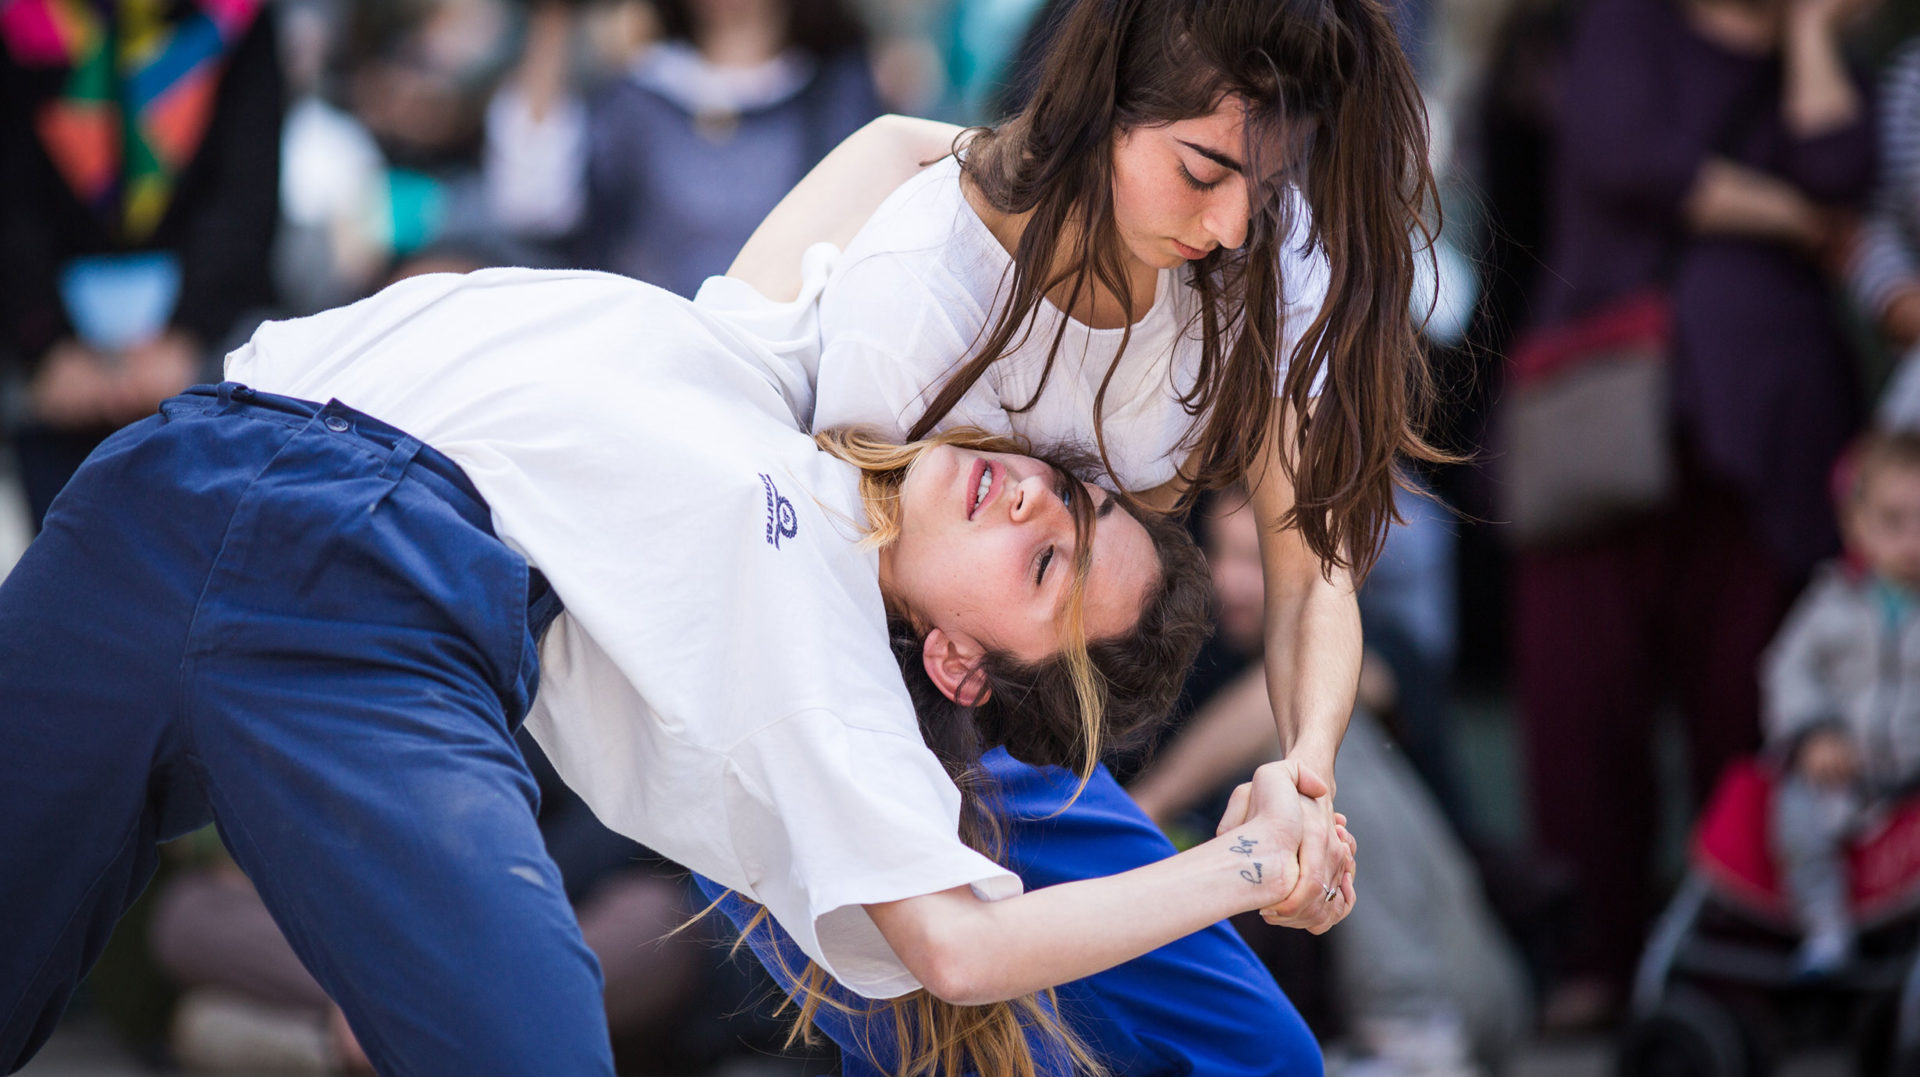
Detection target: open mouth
<box><xmin>967</xmin><ymin>459</ymin><xmax>997</xmax><ymax>520</ymax></box>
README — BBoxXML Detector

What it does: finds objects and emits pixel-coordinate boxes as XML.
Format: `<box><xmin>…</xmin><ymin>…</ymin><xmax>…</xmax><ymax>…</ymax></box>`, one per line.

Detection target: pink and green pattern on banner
<box><xmin>0</xmin><ymin>0</ymin><xmax>264</xmax><ymax>240</ymax></box>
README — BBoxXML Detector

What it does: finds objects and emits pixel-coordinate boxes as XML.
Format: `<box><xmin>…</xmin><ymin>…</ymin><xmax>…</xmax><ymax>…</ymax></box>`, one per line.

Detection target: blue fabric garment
<box><xmin>698</xmin><ymin>750</ymin><xmax>1322</xmax><ymax>1076</ymax></box>
<box><xmin>582</xmin><ymin>49</ymin><xmax>880</xmax><ymax>298</ymax></box>
<box><xmin>0</xmin><ymin>385</ymin><xmax>612</xmax><ymax>1075</ymax></box>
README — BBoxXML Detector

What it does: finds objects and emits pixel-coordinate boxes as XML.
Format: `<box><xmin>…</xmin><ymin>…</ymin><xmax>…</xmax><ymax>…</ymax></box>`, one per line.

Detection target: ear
<box><xmin>920</xmin><ymin>627</ymin><xmax>993</xmax><ymax>707</ymax></box>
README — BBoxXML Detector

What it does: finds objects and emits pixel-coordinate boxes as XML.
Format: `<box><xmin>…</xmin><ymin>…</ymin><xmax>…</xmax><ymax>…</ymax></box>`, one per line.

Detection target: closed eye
<box><xmin>1179</xmin><ymin>163</ymin><xmax>1223</xmax><ymax>192</ymax></box>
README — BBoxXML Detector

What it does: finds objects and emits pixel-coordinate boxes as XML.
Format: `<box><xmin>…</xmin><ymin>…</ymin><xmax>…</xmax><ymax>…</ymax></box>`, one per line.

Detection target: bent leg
<box><xmin>0</xmin><ymin>407</ymin><xmax>249</xmax><ymax>1068</ymax></box>
<box><xmin>179</xmin><ymin>405</ymin><xmax>612</xmax><ymax>1076</ymax></box>
<box><xmin>1771</xmin><ymin>777</ymin><xmax>1856</xmax><ymax>933</ymax></box>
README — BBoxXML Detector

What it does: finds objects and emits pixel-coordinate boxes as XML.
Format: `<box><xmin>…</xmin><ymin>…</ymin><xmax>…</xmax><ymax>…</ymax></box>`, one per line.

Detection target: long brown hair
<box><xmin>912</xmin><ymin>0</ymin><xmax>1447</xmax><ymax>579</ymax></box>
<box><xmin>722</xmin><ymin>427</ymin><xmax>1215</xmax><ymax>1076</ymax></box>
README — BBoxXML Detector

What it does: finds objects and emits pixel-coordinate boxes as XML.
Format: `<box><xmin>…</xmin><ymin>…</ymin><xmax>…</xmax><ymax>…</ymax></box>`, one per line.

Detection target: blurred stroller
<box><xmin>1620</xmin><ymin>759</ymin><xmax>1920</xmax><ymax>1075</ymax></box>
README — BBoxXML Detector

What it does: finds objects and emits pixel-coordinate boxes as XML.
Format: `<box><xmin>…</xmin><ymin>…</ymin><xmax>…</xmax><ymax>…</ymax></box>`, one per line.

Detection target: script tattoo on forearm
<box><xmin>1230</xmin><ymin>836</ymin><xmax>1263</xmax><ymax>884</ymax></box>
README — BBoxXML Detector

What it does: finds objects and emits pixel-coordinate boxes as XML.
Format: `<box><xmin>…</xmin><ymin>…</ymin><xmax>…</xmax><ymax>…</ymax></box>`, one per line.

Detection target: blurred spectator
<box><xmin>488</xmin><ymin>0</ymin><xmax>881</xmax><ymax>298</ymax></box>
<box><xmin>1512</xmin><ymin>0</ymin><xmax>1877</xmax><ymax>1027</ymax></box>
<box><xmin>275</xmin><ymin>0</ymin><xmax>525</xmax><ymax>313</ymax></box>
<box><xmin>1761</xmin><ymin>430</ymin><xmax>1920</xmax><ymax>977</ymax></box>
<box><xmin>1854</xmin><ymin>36</ymin><xmax>1920</xmax><ymax>426</ymax></box>
<box><xmin>0</xmin><ymin>0</ymin><xmax>282</xmax><ymax>527</ymax></box>
<box><xmin>1128</xmin><ymin>495</ymin><xmax>1531</xmax><ymax>1075</ymax></box>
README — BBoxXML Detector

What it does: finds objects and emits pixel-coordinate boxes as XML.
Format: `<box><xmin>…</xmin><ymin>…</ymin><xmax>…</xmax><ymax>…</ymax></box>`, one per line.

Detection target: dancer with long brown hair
<box><xmin>693</xmin><ymin>0</ymin><xmax>1438</xmax><ymax>1067</ymax></box>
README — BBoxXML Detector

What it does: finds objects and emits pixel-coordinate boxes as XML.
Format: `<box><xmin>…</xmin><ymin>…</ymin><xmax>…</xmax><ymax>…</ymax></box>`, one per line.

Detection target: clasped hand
<box><xmin>1216</xmin><ymin>759</ymin><xmax>1357</xmax><ymax>934</ymax></box>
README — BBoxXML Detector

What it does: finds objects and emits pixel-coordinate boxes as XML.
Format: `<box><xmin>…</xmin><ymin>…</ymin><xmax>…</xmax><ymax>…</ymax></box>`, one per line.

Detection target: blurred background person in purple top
<box><xmin>1510</xmin><ymin>0</ymin><xmax>1879</xmax><ymax>1028</ymax></box>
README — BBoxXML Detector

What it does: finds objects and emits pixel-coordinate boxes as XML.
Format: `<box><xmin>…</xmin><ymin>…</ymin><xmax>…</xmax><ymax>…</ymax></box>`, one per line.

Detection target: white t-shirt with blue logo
<box><xmin>224</xmin><ymin>266</ymin><xmax>1020</xmax><ymax>999</ymax></box>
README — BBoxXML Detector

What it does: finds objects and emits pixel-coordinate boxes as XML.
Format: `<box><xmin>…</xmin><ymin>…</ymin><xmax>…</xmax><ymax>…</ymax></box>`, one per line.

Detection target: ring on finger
<box><xmin>1321</xmin><ymin>882</ymin><xmax>1338</xmax><ymax>903</ymax></box>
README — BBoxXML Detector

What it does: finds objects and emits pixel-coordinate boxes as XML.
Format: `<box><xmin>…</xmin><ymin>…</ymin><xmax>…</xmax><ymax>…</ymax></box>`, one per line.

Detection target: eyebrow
<box><xmin>1095</xmin><ymin>490</ymin><xmax>1118</xmax><ymax>520</ymax></box>
<box><xmin>1177</xmin><ymin>139</ymin><xmax>1244</xmax><ymax>174</ymax></box>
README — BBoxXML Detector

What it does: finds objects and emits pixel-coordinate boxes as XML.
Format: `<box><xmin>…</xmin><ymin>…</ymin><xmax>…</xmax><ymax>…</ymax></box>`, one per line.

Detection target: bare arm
<box><xmin>1779</xmin><ymin>0</ymin><xmax>1864</xmax><ymax>138</ymax></box>
<box><xmin>726</xmin><ymin>115</ymin><xmax>966</xmax><ymax>301</ymax></box>
<box><xmin>1248</xmin><ymin>407</ymin><xmax>1362</xmax><ymax>784</ymax></box>
<box><xmin>1131</xmin><ymin>440</ymin><xmax>1362</xmax><ymax>802</ymax></box>
<box><xmin>1683</xmin><ymin>157</ymin><xmax>1829</xmax><ymax>247</ymax></box>
<box><xmin>865</xmin><ymin>761</ymin><xmax>1342</xmax><ymax>1005</ymax></box>
<box><xmin>1683</xmin><ymin>0</ymin><xmax>1869</xmax><ymax>249</ymax></box>
<box><xmin>1234</xmin><ymin>404</ymin><xmax>1363</xmax><ymax>933</ymax></box>
<box><xmin>1136</xmin><ymin>411</ymin><xmax>1360</xmax><ymax>931</ymax></box>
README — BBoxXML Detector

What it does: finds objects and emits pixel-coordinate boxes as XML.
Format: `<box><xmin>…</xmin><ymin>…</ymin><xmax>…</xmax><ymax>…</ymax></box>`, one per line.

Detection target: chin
<box><xmin>1118</xmin><ymin>235</ymin><xmax>1177</xmax><ymax>272</ymax></box>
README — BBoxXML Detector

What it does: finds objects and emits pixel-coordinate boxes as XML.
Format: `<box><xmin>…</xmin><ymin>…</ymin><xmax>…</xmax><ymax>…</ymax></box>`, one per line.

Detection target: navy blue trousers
<box><xmin>0</xmin><ymin>386</ymin><xmax>612</xmax><ymax>1075</ymax></box>
<box><xmin>700</xmin><ymin>750</ymin><xmax>1323</xmax><ymax>1076</ymax></box>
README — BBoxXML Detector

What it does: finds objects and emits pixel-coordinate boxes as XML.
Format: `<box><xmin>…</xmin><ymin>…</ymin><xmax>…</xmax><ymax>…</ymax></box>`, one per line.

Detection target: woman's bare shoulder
<box><xmin>727</xmin><ymin>116</ymin><xmax>968</xmax><ymax>301</ymax></box>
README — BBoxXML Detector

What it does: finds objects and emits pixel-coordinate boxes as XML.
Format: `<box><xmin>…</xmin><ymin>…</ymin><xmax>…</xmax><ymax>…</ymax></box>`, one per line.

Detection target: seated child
<box><xmin>1764</xmin><ymin>429</ymin><xmax>1920</xmax><ymax>975</ymax></box>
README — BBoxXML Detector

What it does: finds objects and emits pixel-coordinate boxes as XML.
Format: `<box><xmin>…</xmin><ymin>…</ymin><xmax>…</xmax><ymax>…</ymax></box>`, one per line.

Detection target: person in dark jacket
<box><xmin>0</xmin><ymin>0</ymin><xmax>282</xmax><ymax>527</ymax></box>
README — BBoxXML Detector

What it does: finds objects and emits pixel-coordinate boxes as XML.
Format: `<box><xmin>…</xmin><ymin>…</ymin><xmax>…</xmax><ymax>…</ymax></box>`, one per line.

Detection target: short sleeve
<box><xmin>813</xmin><ymin>252</ymin><xmax>1010</xmax><ymax>440</ymax></box>
<box><xmin>724</xmin><ymin>709</ymin><xmax>1023</xmax><ymax>998</ymax></box>
<box><xmin>693</xmin><ymin>241</ymin><xmax>845</xmax><ymax>422</ymax></box>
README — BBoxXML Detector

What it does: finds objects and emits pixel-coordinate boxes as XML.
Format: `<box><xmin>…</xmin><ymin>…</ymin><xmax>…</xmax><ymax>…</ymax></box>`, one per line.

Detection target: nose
<box><xmin>1202</xmin><ymin>184</ymin><xmax>1251</xmax><ymax>251</ymax></box>
<box><xmin>1008</xmin><ymin>474</ymin><xmax>1063</xmax><ymax>525</ymax></box>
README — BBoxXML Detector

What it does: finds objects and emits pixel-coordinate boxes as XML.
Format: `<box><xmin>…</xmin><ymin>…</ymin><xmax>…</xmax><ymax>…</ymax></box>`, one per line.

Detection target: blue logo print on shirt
<box><xmin>760</xmin><ymin>473</ymin><xmax>798</xmax><ymax>549</ymax></box>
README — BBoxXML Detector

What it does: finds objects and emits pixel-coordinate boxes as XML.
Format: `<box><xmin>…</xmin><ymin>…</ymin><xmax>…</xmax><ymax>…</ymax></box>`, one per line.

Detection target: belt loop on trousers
<box><xmin>380</xmin><ymin>436</ymin><xmax>424</xmax><ymax>483</ymax></box>
<box><xmin>214</xmin><ymin>381</ymin><xmax>256</xmax><ymax>412</ymax></box>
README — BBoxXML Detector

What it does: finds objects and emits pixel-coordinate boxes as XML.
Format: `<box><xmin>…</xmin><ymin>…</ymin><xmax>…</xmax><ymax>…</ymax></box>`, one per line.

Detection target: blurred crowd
<box><xmin>5</xmin><ymin>0</ymin><xmax>1920</xmax><ymax>1073</ymax></box>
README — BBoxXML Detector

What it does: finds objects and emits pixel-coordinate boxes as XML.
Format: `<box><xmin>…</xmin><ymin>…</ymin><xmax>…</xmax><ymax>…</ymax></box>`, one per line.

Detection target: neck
<box><xmin>698</xmin><ymin>13</ymin><xmax>786</xmax><ymax>67</ymax></box>
<box><xmin>960</xmin><ymin>175</ymin><xmax>1159</xmax><ymax>330</ymax></box>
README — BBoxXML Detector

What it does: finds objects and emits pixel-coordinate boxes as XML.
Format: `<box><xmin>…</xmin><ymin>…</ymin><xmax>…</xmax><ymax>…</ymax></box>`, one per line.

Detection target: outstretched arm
<box><xmin>864</xmin><ymin>761</ymin><xmax>1333</xmax><ymax>1005</ymax></box>
<box><xmin>726</xmin><ymin>115</ymin><xmax>965</xmax><ymax>300</ymax></box>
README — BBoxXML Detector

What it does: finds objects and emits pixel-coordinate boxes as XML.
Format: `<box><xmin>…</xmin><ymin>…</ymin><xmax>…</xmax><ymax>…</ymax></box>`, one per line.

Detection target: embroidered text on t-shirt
<box><xmin>760</xmin><ymin>473</ymin><xmax>798</xmax><ymax>549</ymax></box>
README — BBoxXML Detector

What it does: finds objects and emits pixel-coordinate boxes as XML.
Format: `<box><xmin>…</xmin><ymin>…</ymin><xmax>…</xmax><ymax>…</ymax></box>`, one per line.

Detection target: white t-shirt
<box><xmin>224</xmin><ymin>267</ymin><xmax>1020</xmax><ymax>998</ymax></box>
<box><xmin>696</xmin><ymin>155</ymin><xmax>1330</xmax><ymax>491</ymax></box>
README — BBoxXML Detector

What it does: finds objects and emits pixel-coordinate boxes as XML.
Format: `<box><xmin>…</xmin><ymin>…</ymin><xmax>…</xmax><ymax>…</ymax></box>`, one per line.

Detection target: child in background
<box><xmin>1765</xmin><ymin>430</ymin><xmax>1920</xmax><ymax>976</ymax></box>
